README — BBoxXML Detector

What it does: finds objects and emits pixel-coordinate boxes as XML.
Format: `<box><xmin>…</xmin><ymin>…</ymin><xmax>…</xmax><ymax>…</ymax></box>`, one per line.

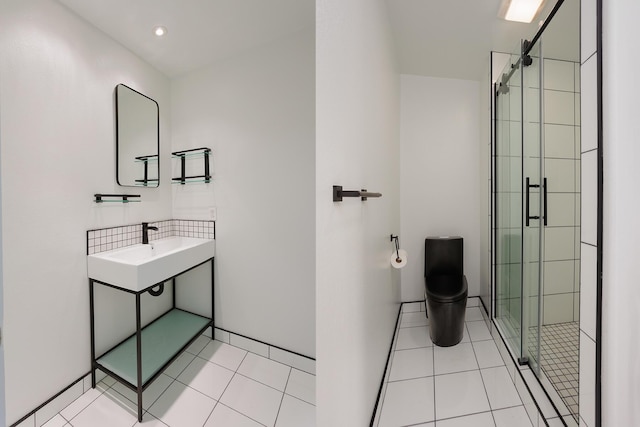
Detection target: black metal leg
<box><xmin>89</xmin><ymin>280</ymin><xmax>96</xmax><ymax>388</ymax></box>
<box><xmin>211</xmin><ymin>258</ymin><xmax>216</xmax><ymax>340</ymax></box>
<box><xmin>136</xmin><ymin>293</ymin><xmax>143</xmax><ymax>422</ymax></box>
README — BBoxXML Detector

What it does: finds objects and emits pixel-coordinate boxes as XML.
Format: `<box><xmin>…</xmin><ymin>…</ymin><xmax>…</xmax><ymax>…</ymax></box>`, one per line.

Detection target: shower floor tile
<box><xmin>528</xmin><ymin>321</ymin><xmax>580</xmax><ymax>421</ymax></box>
<box><xmin>39</xmin><ymin>336</ymin><xmax>315</xmax><ymax>427</ymax></box>
<box><xmin>374</xmin><ymin>301</ymin><xmax>535</xmax><ymax>427</ymax></box>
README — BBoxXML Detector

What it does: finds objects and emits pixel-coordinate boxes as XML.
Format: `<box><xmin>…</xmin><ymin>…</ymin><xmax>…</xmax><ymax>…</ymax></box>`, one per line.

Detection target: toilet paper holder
<box><xmin>390</xmin><ymin>235</ymin><xmax>401</xmax><ymax>262</ymax></box>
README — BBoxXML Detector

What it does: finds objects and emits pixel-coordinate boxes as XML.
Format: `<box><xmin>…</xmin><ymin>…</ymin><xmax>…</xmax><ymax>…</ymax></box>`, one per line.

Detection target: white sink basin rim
<box><xmin>88</xmin><ymin>236</ymin><xmax>215</xmax><ymax>292</ymax></box>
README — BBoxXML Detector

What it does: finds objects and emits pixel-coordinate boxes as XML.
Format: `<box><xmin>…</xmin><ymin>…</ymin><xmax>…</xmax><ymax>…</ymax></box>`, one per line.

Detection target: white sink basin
<box><xmin>88</xmin><ymin>236</ymin><xmax>215</xmax><ymax>292</ymax></box>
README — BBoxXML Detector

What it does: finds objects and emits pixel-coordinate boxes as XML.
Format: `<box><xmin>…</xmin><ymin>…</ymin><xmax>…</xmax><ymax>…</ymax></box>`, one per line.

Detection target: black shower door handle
<box><xmin>525</xmin><ymin>177</ymin><xmax>540</xmax><ymax>226</ymax></box>
<box><xmin>543</xmin><ymin>177</ymin><xmax>548</xmax><ymax>226</ymax></box>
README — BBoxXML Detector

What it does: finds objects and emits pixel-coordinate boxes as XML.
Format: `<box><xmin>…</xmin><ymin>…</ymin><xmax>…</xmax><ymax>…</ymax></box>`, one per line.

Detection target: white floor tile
<box><xmin>186</xmin><ymin>335</ymin><xmax>212</xmax><ymax>356</ymax></box>
<box><xmin>177</xmin><ymin>357</ymin><xmax>235</xmax><ymax>400</ymax></box>
<box><xmin>40</xmin><ymin>414</ymin><xmax>68</xmax><ymax>427</ymax></box>
<box><xmin>434</xmin><ymin>371</ymin><xmax>490</xmax><ymax>420</ymax></box>
<box><xmin>389</xmin><ymin>347</ymin><xmax>434</xmax><ymax>381</ymax></box>
<box><xmin>238</xmin><ymin>352</ymin><xmax>291</xmax><ymax>392</ymax></box>
<box><xmin>467</xmin><ymin>321</ymin><xmax>492</xmax><ymax>341</ymax></box>
<box><xmin>285</xmin><ymin>369</ymin><xmax>315</xmax><ymax>405</ymax></box>
<box><xmin>148</xmin><ymin>381</ymin><xmax>217</xmax><ymax>427</ymax></box>
<box><xmin>269</xmin><ymin>347</ymin><xmax>316</xmax><ymax>375</ymax></box>
<box><xmin>204</xmin><ymin>403</ymin><xmax>263</xmax><ymax>427</ymax></box>
<box><xmin>220</xmin><ymin>374</ymin><xmax>284</xmax><ymax>427</ymax></box>
<box><xmin>14</xmin><ymin>414</ymin><xmax>35</xmax><ymax>427</ymax></box>
<box><xmin>493</xmin><ymin>406</ymin><xmax>534</xmax><ymax>427</ymax></box>
<box><xmin>164</xmin><ymin>351</ymin><xmax>196</xmax><ymax>378</ymax></box>
<box><xmin>395</xmin><ymin>326</ymin><xmax>432</xmax><ymax>350</ymax></box>
<box><xmin>274</xmin><ymin>395</ymin><xmax>315</xmax><ymax>427</ymax></box>
<box><xmin>111</xmin><ymin>373</ymin><xmax>173</xmax><ymax>410</ymax></box>
<box><xmin>378</xmin><ymin>377</ymin><xmax>435</xmax><ymax>427</ymax></box>
<box><xmin>199</xmin><ymin>340</ymin><xmax>248</xmax><ymax>371</ymax></box>
<box><xmin>465</xmin><ymin>307</ymin><xmax>486</xmax><ymax>322</ymax></box>
<box><xmin>59</xmin><ymin>381</ymin><xmax>109</xmax><ymax>421</ymax></box>
<box><xmin>68</xmin><ymin>392</ymin><xmax>138</xmax><ymax>427</ymax></box>
<box><xmin>481</xmin><ymin>366</ymin><xmax>522</xmax><ymax>410</ymax></box>
<box><xmin>401</xmin><ymin>311</ymin><xmax>429</xmax><ymax>328</ymax></box>
<box><xmin>436</xmin><ymin>411</ymin><xmax>495</xmax><ymax>427</ymax></box>
<box><xmin>433</xmin><ymin>343</ymin><xmax>478</xmax><ymax>375</ymax></box>
<box><xmin>472</xmin><ymin>340</ymin><xmax>505</xmax><ymax>369</ymax></box>
<box><xmin>132</xmin><ymin>412</ymin><xmax>169</xmax><ymax>427</ymax></box>
<box><xmin>230</xmin><ymin>334</ymin><xmax>270</xmax><ymax>358</ymax></box>
<box><xmin>403</xmin><ymin>302</ymin><xmax>423</xmax><ymax>313</ymax></box>
<box><xmin>36</xmin><ymin>381</ymin><xmax>83</xmax><ymax>427</ymax></box>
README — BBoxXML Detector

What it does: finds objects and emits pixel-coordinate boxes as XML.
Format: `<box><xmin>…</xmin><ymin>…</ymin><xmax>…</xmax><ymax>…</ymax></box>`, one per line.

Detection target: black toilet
<box><xmin>424</xmin><ymin>236</ymin><xmax>468</xmax><ymax>347</ymax></box>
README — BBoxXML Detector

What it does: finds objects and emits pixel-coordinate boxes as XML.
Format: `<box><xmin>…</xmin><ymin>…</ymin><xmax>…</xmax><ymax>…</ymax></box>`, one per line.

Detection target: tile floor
<box><xmin>374</xmin><ymin>302</ymin><xmax>536</xmax><ymax>427</ymax></box>
<box><xmin>37</xmin><ymin>336</ymin><xmax>315</xmax><ymax>427</ymax></box>
<box><xmin>533</xmin><ymin>322</ymin><xmax>580</xmax><ymax>420</ymax></box>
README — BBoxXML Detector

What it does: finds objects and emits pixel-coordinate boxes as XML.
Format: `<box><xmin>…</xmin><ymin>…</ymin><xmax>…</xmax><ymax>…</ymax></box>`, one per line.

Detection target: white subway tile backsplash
<box><xmin>544</xmin><ymin>59</ymin><xmax>575</xmax><ymax>92</ymax></box>
<box><xmin>581</xmin><ymin>151</ymin><xmax>598</xmax><ymax>245</ymax></box>
<box><xmin>545</xmin><ymin>90</ymin><xmax>575</xmax><ymax>125</ymax></box>
<box><xmin>581</xmin><ymin>55</ymin><xmax>598</xmax><ymax>153</ymax></box>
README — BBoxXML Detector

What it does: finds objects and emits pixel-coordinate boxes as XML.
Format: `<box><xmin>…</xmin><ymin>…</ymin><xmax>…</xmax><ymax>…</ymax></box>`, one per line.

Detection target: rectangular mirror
<box><xmin>115</xmin><ymin>84</ymin><xmax>159</xmax><ymax>187</ymax></box>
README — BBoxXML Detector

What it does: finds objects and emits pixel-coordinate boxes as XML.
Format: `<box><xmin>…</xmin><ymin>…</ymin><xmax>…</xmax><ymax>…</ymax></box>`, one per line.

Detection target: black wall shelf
<box><xmin>134</xmin><ymin>155</ymin><xmax>159</xmax><ymax>187</ymax></box>
<box><xmin>94</xmin><ymin>194</ymin><xmax>141</xmax><ymax>203</ymax></box>
<box><xmin>172</xmin><ymin>148</ymin><xmax>211</xmax><ymax>185</ymax></box>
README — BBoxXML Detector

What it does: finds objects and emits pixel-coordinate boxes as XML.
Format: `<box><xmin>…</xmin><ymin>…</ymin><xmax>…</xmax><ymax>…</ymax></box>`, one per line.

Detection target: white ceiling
<box><xmin>58</xmin><ymin>0</ymin><xmax>315</xmax><ymax>78</ymax></box>
<box><xmin>385</xmin><ymin>0</ymin><xmax>558</xmax><ymax>81</ymax></box>
<box><xmin>58</xmin><ymin>0</ymin><xmax>576</xmax><ymax>82</ymax></box>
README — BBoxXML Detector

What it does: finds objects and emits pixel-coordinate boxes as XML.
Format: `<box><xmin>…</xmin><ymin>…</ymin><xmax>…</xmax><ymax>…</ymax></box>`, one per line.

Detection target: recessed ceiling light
<box><xmin>153</xmin><ymin>26</ymin><xmax>167</xmax><ymax>37</ymax></box>
<box><xmin>499</xmin><ymin>0</ymin><xmax>546</xmax><ymax>23</ymax></box>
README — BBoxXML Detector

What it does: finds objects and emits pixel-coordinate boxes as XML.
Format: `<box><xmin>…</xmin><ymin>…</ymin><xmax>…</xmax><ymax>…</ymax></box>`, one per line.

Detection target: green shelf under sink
<box><xmin>97</xmin><ymin>309</ymin><xmax>210</xmax><ymax>386</ymax></box>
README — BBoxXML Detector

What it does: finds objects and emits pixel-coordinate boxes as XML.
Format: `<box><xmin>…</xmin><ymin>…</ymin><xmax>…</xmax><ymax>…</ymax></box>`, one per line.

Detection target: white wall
<box><xmin>601</xmin><ymin>0</ymin><xmax>640</xmax><ymax>425</ymax></box>
<box><xmin>316</xmin><ymin>0</ymin><xmax>401</xmax><ymax>424</ymax></box>
<box><xmin>0</xmin><ymin>1</ymin><xmax>172</xmax><ymax>423</ymax></box>
<box><xmin>171</xmin><ymin>29</ymin><xmax>316</xmax><ymax>357</ymax></box>
<box><xmin>399</xmin><ymin>74</ymin><xmax>481</xmax><ymax>302</ymax></box>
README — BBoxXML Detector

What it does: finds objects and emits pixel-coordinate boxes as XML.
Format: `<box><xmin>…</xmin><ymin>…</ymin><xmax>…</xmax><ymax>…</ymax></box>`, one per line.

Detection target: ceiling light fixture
<box><xmin>499</xmin><ymin>0</ymin><xmax>546</xmax><ymax>23</ymax></box>
<box><xmin>153</xmin><ymin>26</ymin><xmax>167</xmax><ymax>37</ymax></box>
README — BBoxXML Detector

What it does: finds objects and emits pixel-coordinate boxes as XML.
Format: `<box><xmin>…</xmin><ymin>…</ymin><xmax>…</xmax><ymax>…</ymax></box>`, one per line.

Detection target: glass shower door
<box><xmin>494</xmin><ymin>49</ymin><xmax>524</xmax><ymax>358</ymax></box>
<box><xmin>521</xmin><ymin>40</ymin><xmax>543</xmax><ymax>371</ymax></box>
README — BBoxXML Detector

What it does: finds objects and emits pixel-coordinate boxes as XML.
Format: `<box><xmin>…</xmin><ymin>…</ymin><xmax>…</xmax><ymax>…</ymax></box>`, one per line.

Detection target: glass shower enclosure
<box><xmin>493</xmin><ymin>8</ymin><xmax>581</xmax><ymax>421</ymax></box>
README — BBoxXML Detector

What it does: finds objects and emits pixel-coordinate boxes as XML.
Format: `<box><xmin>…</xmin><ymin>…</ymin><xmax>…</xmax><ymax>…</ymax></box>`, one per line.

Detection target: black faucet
<box><xmin>142</xmin><ymin>222</ymin><xmax>159</xmax><ymax>244</ymax></box>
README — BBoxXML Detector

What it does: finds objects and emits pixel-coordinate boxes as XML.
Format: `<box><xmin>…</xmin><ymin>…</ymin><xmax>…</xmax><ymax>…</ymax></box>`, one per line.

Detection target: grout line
<box><xmin>272</xmin><ymin>369</ymin><xmax>292</xmax><ymax>427</ymax></box>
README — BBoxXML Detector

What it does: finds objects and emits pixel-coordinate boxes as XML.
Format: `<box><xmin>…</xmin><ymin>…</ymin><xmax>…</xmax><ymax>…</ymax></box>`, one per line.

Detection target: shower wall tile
<box><xmin>581</xmin><ymin>0</ymin><xmax>597</xmax><ymax>62</ymax></box>
<box><xmin>580</xmin><ymin>244</ymin><xmax>597</xmax><ymax>340</ymax></box>
<box><xmin>574</xmin><ymin>292</ymin><xmax>580</xmax><ymax>323</ymax></box>
<box><xmin>575</xmin><ymin>93</ymin><xmax>581</xmax><ymax>125</ymax></box>
<box><xmin>544</xmin><ymin>227</ymin><xmax>575</xmax><ymax>261</ymax></box>
<box><xmin>574</xmin><ymin>63</ymin><xmax>581</xmax><ymax>92</ymax></box>
<box><xmin>545</xmin><ymin>124</ymin><xmax>575</xmax><ymax>159</ymax></box>
<box><xmin>543</xmin><ymin>260</ymin><xmax>575</xmax><ymax>295</ymax></box>
<box><xmin>545</xmin><ymin>158</ymin><xmax>575</xmax><ymax>192</ymax></box>
<box><xmin>546</xmin><ymin>193</ymin><xmax>576</xmax><ymax>227</ymax></box>
<box><xmin>545</xmin><ymin>90</ymin><xmax>575</xmax><ymax>125</ymax></box>
<box><xmin>544</xmin><ymin>59</ymin><xmax>575</xmax><ymax>92</ymax></box>
<box><xmin>579</xmin><ymin>332</ymin><xmax>596</xmax><ymax>427</ymax></box>
<box><xmin>581</xmin><ymin>151</ymin><xmax>598</xmax><ymax>246</ymax></box>
<box><xmin>581</xmin><ymin>56</ymin><xmax>598</xmax><ymax>153</ymax></box>
<box><xmin>543</xmin><ymin>294</ymin><xmax>575</xmax><ymax>324</ymax></box>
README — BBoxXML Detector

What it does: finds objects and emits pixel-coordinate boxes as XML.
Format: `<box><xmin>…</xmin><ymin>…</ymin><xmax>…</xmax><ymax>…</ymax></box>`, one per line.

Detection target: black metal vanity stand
<box><xmin>89</xmin><ymin>258</ymin><xmax>214</xmax><ymax>422</ymax></box>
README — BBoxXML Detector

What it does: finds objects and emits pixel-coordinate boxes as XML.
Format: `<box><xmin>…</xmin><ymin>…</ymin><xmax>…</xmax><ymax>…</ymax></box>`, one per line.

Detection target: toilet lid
<box><xmin>425</xmin><ymin>275</ymin><xmax>468</xmax><ymax>303</ymax></box>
